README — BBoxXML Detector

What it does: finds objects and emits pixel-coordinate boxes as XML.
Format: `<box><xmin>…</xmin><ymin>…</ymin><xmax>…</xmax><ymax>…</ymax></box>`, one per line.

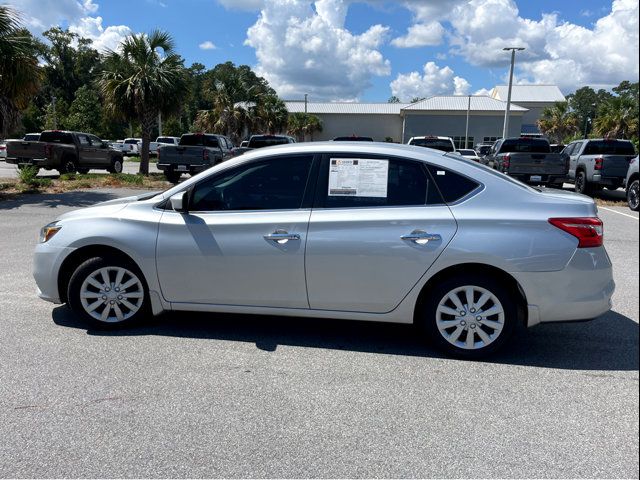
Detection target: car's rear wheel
<box><xmin>575</xmin><ymin>170</ymin><xmax>592</xmax><ymax>195</ymax></box>
<box><xmin>67</xmin><ymin>256</ymin><xmax>149</xmax><ymax>329</ymax></box>
<box><xmin>628</xmin><ymin>179</ymin><xmax>640</xmax><ymax>211</ymax></box>
<box><xmin>419</xmin><ymin>274</ymin><xmax>516</xmax><ymax>358</ymax></box>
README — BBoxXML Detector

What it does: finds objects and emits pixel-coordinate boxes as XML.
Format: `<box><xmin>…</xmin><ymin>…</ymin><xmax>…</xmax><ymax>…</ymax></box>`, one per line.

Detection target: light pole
<box><xmin>502</xmin><ymin>47</ymin><xmax>525</xmax><ymax>139</ymax></box>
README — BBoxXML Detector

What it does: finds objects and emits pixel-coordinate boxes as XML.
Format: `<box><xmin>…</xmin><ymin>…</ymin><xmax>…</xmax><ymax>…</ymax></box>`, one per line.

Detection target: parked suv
<box><xmin>5</xmin><ymin>130</ymin><xmax>124</xmax><ymax>174</ymax></box>
<box><xmin>407</xmin><ymin>136</ymin><xmax>456</xmax><ymax>153</ymax></box>
<box><xmin>564</xmin><ymin>138</ymin><xmax>637</xmax><ymax>195</ymax></box>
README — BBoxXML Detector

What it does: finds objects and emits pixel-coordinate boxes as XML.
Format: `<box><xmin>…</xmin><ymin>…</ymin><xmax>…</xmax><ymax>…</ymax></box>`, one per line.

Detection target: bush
<box><xmin>17</xmin><ymin>165</ymin><xmax>40</xmax><ymax>184</ymax></box>
<box><xmin>111</xmin><ymin>173</ymin><xmax>143</xmax><ymax>185</ymax></box>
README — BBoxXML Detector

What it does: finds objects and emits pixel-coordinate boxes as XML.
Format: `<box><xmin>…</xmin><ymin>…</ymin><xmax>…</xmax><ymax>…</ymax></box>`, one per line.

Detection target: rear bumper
<box><xmin>6</xmin><ymin>157</ymin><xmax>57</xmax><ymax>168</ymax></box>
<box><xmin>508</xmin><ymin>173</ymin><xmax>567</xmax><ymax>185</ymax></box>
<box><xmin>157</xmin><ymin>163</ymin><xmax>210</xmax><ymax>173</ymax></box>
<box><xmin>591</xmin><ymin>175</ymin><xmax>625</xmax><ymax>186</ymax></box>
<box><xmin>513</xmin><ymin>247</ymin><xmax>614</xmax><ymax>326</ymax></box>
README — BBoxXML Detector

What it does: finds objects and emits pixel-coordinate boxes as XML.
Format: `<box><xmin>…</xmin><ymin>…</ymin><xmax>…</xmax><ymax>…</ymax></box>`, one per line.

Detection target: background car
<box><xmin>0</xmin><ymin>142</ymin><xmax>6</xmax><ymax>159</ymax></box>
<box><xmin>407</xmin><ymin>136</ymin><xmax>456</xmax><ymax>152</ymax></box>
<box><xmin>625</xmin><ymin>155</ymin><xmax>639</xmax><ymax>211</ymax></box>
<box><xmin>333</xmin><ymin>136</ymin><xmax>374</xmax><ymax>141</ymax></box>
<box><xmin>34</xmin><ymin>142</ymin><xmax>613</xmax><ymax>359</ymax></box>
<box><xmin>455</xmin><ymin>149</ymin><xmax>482</xmax><ymax>162</ymax></box>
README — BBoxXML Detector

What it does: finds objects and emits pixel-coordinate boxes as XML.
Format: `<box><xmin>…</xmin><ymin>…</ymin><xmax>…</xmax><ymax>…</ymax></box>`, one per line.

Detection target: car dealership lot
<box><xmin>0</xmin><ymin>190</ymin><xmax>637</xmax><ymax>478</ymax></box>
<box><xmin>0</xmin><ymin>159</ymin><xmax>161</xmax><ymax>178</ymax></box>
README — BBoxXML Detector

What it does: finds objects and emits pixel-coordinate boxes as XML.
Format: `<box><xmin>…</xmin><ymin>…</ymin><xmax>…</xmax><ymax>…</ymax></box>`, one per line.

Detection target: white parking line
<box><xmin>599</xmin><ymin>206</ymin><xmax>639</xmax><ymax>220</ymax></box>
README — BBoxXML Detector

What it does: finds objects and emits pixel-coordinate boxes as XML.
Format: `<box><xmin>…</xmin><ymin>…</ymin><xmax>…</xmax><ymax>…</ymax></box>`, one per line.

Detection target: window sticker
<box><xmin>328</xmin><ymin>158</ymin><xmax>388</xmax><ymax>197</ymax></box>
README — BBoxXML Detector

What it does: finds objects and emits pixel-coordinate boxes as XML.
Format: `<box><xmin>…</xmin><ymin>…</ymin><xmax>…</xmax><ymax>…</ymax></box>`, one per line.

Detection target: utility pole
<box><xmin>464</xmin><ymin>94</ymin><xmax>471</xmax><ymax>149</ymax></box>
<box><xmin>158</xmin><ymin>113</ymin><xmax>162</xmax><ymax>137</ymax></box>
<box><xmin>304</xmin><ymin>94</ymin><xmax>308</xmax><ymax>114</ymax></box>
<box><xmin>52</xmin><ymin>96</ymin><xmax>57</xmax><ymax>129</ymax></box>
<box><xmin>502</xmin><ymin>47</ymin><xmax>525</xmax><ymax>139</ymax></box>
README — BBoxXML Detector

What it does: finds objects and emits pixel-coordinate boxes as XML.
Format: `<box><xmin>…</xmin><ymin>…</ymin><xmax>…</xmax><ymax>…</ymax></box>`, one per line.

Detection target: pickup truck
<box><xmin>563</xmin><ymin>138</ymin><xmax>637</xmax><ymax>195</ymax></box>
<box><xmin>5</xmin><ymin>130</ymin><xmax>125</xmax><ymax>174</ymax></box>
<box><xmin>155</xmin><ymin>136</ymin><xmax>180</xmax><ymax>146</ymax></box>
<box><xmin>156</xmin><ymin>133</ymin><xmax>235</xmax><ymax>182</ymax></box>
<box><xmin>232</xmin><ymin>134</ymin><xmax>296</xmax><ymax>156</ymax></box>
<box><xmin>485</xmin><ymin>137</ymin><xmax>568</xmax><ymax>187</ymax></box>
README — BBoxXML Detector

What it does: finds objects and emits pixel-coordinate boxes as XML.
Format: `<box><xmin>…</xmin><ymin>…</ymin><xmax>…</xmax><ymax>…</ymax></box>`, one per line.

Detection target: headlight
<box><xmin>39</xmin><ymin>222</ymin><xmax>61</xmax><ymax>243</ymax></box>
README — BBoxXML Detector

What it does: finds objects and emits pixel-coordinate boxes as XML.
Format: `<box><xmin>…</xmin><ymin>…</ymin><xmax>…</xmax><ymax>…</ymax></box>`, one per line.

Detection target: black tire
<box><xmin>67</xmin><ymin>256</ymin><xmax>150</xmax><ymax>330</ymax></box>
<box><xmin>164</xmin><ymin>170</ymin><xmax>181</xmax><ymax>183</ymax></box>
<box><xmin>77</xmin><ymin>168</ymin><xmax>90</xmax><ymax>174</ymax></box>
<box><xmin>628</xmin><ymin>179</ymin><xmax>640</xmax><ymax>211</ymax></box>
<box><xmin>418</xmin><ymin>273</ymin><xmax>517</xmax><ymax>359</ymax></box>
<box><xmin>574</xmin><ymin>170</ymin><xmax>593</xmax><ymax>195</ymax></box>
<box><xmin>108</xmin><ymin>157</ymin><xmax>123</xmax><ymax>174</ymax></box>
<box><xmin>60</xmin><ymin>157</ymin><xmax>77</xmax><ymax>174</ymax></box>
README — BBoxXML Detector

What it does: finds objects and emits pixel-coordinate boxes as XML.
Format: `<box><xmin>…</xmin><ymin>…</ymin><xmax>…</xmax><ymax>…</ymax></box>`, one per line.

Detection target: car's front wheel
<box><xmin>628</xmin><ymin>179</ymin><xmax>640</xmax><ymax>211</ymax></box>
<box><xmin>108</xmin><ymin>157</ymin><xmax>123</xmax><ymax>174</ymax></box>
<box><xmin>419</xmin><ymin>274</ymin><xmax>516</xmax><ymax>358</ymax></box>
<box><xmin>67</xmin><ymin>256</ymin><xmax>149</xmax><ymax>329</ymax></box>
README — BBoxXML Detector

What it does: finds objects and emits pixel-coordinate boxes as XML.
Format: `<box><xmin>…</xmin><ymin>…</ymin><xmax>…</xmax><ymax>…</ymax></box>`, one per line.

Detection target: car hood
<box><xmin>57</xmin><ymin>191</ymin><xmax>161</xmax><ymax>221</ymax></box>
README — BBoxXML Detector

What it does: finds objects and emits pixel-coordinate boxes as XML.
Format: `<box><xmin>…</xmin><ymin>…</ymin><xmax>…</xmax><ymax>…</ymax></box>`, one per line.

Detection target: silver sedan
<box><xmin>33</xmin><ymin>142</ymin><xmax>614</xmax><ymax>357</ymax></box>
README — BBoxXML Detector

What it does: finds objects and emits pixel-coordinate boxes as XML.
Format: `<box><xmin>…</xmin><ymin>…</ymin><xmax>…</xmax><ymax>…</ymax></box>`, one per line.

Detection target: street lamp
<box><xmin>502</xmin><ymin>47</ymin><xmax>525</xmax><ymax>139</ymax></box>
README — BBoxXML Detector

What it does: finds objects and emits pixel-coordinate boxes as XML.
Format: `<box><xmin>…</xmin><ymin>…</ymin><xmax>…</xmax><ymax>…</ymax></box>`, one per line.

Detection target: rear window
<box><xmin>124</xmin><ymin>139</ymin><xmax>139</xmax><ymax>144</ymax></box>
<box><xmin>156</xmin><ymin>137</ymin><xmax>175</xmax><ymax>144</ymax></box>
<box><xmin>409</xmin><ymin>138</ymin><xmax>455</xmax><ymax>152</ymax></box>
<box><xmin>39</xmin><ymin>132</ymin><xmax>73</xmax><ymax>144</ymax></box>
<box><xmin>180</xmin><ymin>134</ymin><xmax>219</xmax><ymax>147</ymax></box>
<box><xmin>23</xmin><ymin>133</ymin><xmax>40</xmax><ymax>141</ymax></box>
<box><xmin>457</xmin><ymin>149</ymin><xmax>476</xmax><ymax>156</ymax></box>
<box><xmin>584</xmin><ymin>140</ymin><xmax>636</xmax><ymax>155</ymax></box>
<box><xmin>426</xmin><ymin>164</ymin><xmax>480</xmax><ymax>203</ymax></box>
<box><xmin>499</xmin><ymin>139</ymin><xmax>551</xmax><ymax>153</ymax></box>
<box><xmin>248</xmin><ymin>136</ymin><xmax>291</xmax><ymax>148</ymax></box>
<box><xmin>476</xmin><ymin>146</ymin><xmax>492</xmax><ymax>155</ymax></box>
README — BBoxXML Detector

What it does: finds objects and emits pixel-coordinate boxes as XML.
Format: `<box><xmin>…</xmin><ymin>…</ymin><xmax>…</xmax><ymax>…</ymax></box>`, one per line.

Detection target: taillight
<box><xmin>594</xmin><ymin>157</ymin><xmax>603</xmax><ymax>170</ymax></box>
<box><xmin>503</xmin><ymin>154</ymin><xmax>510</xmax><ymax>170</ymax></box>
<box><xmin>549</xmin><ymin>217</ymin><xmax>603</xmax><ymax>248</ymax></box>
<box><xmin>203</xmin><ymin>149</ymin><xmax>209</xmax><ymax>161</ymax></box>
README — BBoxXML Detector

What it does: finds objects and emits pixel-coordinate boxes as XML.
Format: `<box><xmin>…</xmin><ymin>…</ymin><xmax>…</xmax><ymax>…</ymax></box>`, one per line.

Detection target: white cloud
<box><xmin>199</xmin><ymin>40</ymin><xmax>217</xmax><ymax>50</ymax></box>
<box><xmin>474</xmin><ymin>87</ymin><xmax>492</xmax><ymax>96</ymax></box>
<box><xmin>391</xmin><ymin>22</ymin><xmax>445</xmax><ymax>48</ymax></box>
<box><xmin>69</xmin><ymin>16</ymin><xmax>132</xmax><ymax>51</ymax></box>
<box><xmin>390</xmin><ymin>62</ymin><xmax>470</xmax><ymax>101</ymax></box>
<box><xmin>244</xmin><ymin>0</ymin><xmax>391</xmax><ymax>100</ymax></box>
<box><xmin>9</xmin><ymin>0</ymin><xmax>95</xmax><ymax>31</ymax></box>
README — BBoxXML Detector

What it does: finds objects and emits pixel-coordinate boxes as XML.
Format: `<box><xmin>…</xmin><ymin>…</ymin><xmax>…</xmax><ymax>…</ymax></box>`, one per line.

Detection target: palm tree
<box><xmin>287</xmin><ymin>112</ymin><xmax>306</xmax><ymax>141</ymax></box>
<box><xmin>0</xmin><ymin>6</ymin><xmax>41</xmax><ymax>138</ymax></box>
<box><xmin>98</xmin><ymin>30</ymin><xmax>189</xmax><ymax>174</ymax></box>
<box><xmin>257</xmin><ymin>95</ymin><xmax>288</xmax><ymax>134</ymax></box>
<box><xmin>537</xmin><ymin>102</ymin><xmax>579</xmax><ymax>144</ymax></box>
<box><xmin>593</xmin><ymin>96</ymin><xmax>639</xmax><ymax>140</ymax></box>
<box><xmin>303</xmin><ymin>114</ymin><xmax>322</xmax><ymax>141</ymax></box>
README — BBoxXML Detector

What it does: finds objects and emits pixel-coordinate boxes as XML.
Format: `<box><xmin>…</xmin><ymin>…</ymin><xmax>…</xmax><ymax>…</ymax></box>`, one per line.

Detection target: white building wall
<box><xmin>299</xmin><ymin>113</ymin><xmax>403</xmax><ymax>142</ymax></box>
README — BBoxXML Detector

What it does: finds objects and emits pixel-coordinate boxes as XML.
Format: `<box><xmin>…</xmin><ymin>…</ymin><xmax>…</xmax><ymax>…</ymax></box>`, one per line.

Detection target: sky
<box><xmin>8</xmin><ymin>0</ymin><xmax>640</xmax><ymax>102</ymax></box>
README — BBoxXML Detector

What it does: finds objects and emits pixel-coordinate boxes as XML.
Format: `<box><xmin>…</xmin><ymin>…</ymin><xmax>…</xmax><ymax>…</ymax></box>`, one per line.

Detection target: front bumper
<box><xmin>33</xmin><ymin>244</ymin><xmax>75</xmax><ymax>304</ymax></box>
<box><xmin>513</xmin><ymin>246</ymin><xmax>614</xmax><ymax>326</ymax></box>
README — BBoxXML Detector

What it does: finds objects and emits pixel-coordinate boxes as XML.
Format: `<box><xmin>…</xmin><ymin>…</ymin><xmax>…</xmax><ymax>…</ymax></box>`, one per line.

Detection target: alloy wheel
<box><xmin>435</xmin><ymin>285</ymin><xmax>505</xmax><ymax>350</ymax></box>
<box><xmin>79</xmin><ymin>266</ymin><xmax>144</xmax><ymax>323</ymax></box>
<box><xmin>629</xmin><ymin>180</ymin><xmax>639</xmax><ymax>211</ymax></box>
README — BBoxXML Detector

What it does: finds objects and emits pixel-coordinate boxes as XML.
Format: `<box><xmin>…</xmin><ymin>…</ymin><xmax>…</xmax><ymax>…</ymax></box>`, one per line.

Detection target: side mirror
<box><xmin>170</xmin><ymin>191</ymin><xmax>188</xmax><ymax>213</ymax></box>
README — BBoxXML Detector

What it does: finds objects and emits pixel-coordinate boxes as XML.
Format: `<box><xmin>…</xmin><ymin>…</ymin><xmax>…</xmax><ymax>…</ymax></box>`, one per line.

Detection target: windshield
<box><xmin>499</xmin><ymin>139</ymin><xmax>550</xmax><ymax>153</ymax></box>
<box><xmin>584</xmin><ymin>140</ymin><xmax>636</xmax><ymax>155</ymax></box>
<box><xmin>409</xmin><ymin>138</ymin><xmax>455</xmax><ymax>152</ymax></box>
<box><xmin>39</xmin><ymin>131</ymin><xmax>73</xmax><ymax>144</ymax></box>
<box><xmin>458</xmin><ymin>150</ymin><xmax>475</xmax><ymax>155</ymax></box>
<box><xmin>248</xmin><ymin>136</ymin><xmax>290</xmax><ymax>148</ymax></box>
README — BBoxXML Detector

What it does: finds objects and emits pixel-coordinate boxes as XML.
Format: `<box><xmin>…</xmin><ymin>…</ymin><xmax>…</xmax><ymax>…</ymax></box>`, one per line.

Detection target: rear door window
<box><xmin>318</xmin><ymin>155</ymin><xmax>443</xmax><ymax>208</ymax></box>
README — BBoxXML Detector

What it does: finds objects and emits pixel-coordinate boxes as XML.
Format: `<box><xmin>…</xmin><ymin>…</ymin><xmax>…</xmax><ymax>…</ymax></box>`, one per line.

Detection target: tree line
<box><xmin>0</xmin><ymin>5</ymin><xmax>322</xmax><ymax>174</ymax></box>
<box><xmin>537</xmin><ymin>81</ymin><xmax>639</xmax><ymax>148</ymax></box>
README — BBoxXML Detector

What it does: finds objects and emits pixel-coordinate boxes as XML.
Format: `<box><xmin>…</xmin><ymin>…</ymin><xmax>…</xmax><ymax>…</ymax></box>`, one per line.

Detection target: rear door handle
<box><xmin>401</xmin><ymin>230</ymin><xmax>441</xmax><ymax>245</ymax></box>
<box><xmin>264</xmin><ymin>231</ymin><xmax>301</xmax><ymax>244</ymax></box>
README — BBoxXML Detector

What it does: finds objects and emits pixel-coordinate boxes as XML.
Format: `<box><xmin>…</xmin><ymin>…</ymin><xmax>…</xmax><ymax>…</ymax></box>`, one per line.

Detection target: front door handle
<box><xmin>264</xmin><ymin>231</ymin><xmax>301</xmax><ymax>244</ymax></box>
<box><xmin>401</xmin><ymin>230</ymin><xmax>441</xmax><ymax>245</ymax></box>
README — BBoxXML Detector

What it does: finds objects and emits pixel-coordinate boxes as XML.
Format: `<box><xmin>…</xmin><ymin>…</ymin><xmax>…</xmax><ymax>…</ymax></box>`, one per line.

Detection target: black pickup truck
<box><xmin>157</xmin><ymin>133</ymin><xmax>235</xmax><ymax>182</ymax></box>
<box><xmin>5</xmin><ymin>130</ymin><xmax>124</xmax><ymax>174</ymax></box>
<box><xmin>486</xmin><ymin>137</ymin><xmax>568</xmax><ymax>187</ymax></box>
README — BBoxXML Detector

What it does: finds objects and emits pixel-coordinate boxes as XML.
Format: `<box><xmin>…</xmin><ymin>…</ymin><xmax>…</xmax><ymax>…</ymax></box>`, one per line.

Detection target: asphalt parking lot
<box><xmin>0</xmin><ymin>189</ymin><xmax>637</xmax><ymax>478</ymax></box>
<box><xmin>0</xmin><ymin>158</ymin><xmax>162</xmax><ymax>178</ymax></box>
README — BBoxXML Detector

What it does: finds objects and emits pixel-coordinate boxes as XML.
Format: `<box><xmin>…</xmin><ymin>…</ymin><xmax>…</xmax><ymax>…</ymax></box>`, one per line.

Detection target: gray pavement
<box><xmin>0</xmin><ymin>190</ymin><xmax>637</xmax><ymax>478</ymax></box>
<box><xmin>0</xmin><ymin>159</ymin><xmax>161</xmax><ymax>178</ymax></box>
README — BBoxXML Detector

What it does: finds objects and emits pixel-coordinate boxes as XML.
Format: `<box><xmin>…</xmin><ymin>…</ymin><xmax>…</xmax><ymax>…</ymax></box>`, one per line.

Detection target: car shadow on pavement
<box><xmin>52</xmin><ymin>306</ymin><xmax>638</xmax><ymax>371</ymax></box>
<box><xmin>0</xmin><ymin>191</ymin><xmax>124</xmax><ymax>210</ymax></box>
